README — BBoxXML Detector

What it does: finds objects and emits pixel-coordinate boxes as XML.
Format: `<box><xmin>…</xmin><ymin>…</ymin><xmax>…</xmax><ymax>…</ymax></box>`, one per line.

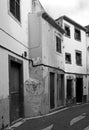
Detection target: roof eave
<box><xmin>56</xmin><ymin>15</ymin><xmax>86</xmax><ymax>32</ymax></box>
<box><xmin>42</xmin><ymin>12</ymin><xmax>65</xmax><ymax>34</ymax></box>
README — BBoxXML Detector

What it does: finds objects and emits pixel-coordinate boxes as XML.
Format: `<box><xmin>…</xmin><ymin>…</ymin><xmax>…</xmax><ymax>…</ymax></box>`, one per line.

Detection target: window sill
<box><xmin>76</xmin><ymin>64</ymin><xmax>82</xmax><ymax>66</ymax></box>
<box><xmin>74</xmin><ymin>38</ymin><xmax>81</xmax><ymax>42</ymax></box>
<box><xmin>56</xmin><ymin>51</ymin><xmax>62</xmax><ymax>56</ymax></box>
<box><xmin>65</xmin><ymin>62</ymin><xmax>71</xmax><ymax>64</ymax></box>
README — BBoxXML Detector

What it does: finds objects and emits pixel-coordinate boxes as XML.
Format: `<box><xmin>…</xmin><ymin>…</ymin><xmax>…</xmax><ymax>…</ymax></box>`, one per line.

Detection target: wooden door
<box><xmin>76</xmin><ymin>78</ymin><xmax>83</xmax><ymax>102</ymax></box>
<box><xmin>50</xmin><ymin>72</ymin><xmax>55</xmax><ymax>109</ymax></box>
<box><xmin>57</xmin><ymin>74</ymin><xmax>63</xmax><ymax>106</ymax></box>
<box><xmin>9</xmin><ymin>57</ymin><xmax>24</xmax><ymax>124</ymax></box>
<box><xmin>67</xmin><ymin>79</ymin><xmax>72</xmax><ymax>100</ymax></box>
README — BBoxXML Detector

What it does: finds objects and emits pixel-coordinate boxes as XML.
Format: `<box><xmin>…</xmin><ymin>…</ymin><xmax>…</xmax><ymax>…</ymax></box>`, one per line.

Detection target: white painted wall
<box><xmin>62</xmin><ymin>20</ymin><xmax>88</xmax><ymax>101</ymax></box>
<box><xmin>56</xmin><ymin>18</ymin><xmax>88</xmax><ymax>102</ymax></box>
<box><xmin>86</xmin><ymin>35</ymin><xmax>89</xmax><ymax>74</ymax></box>
<box><xmin>63</xmin><ymin>20</ymin><xmax>87</xmax><ymax>74</ymax></box>
<box><xmin>42</xmin><ymin>18</ymin><xmax>64</xmax><ymax>70</ymax></box>
<box><xmin>0</xmin><ymin>0</ymin><xmax>31</xmax><ymax>49</ymax></box>
<box><xmin>86</xmin><ymin>34</ymin><xmax>89</xmax><ymax>101</ymax></box>
<box><xmin>29</xmin><ymin>12</ymin><xmax>64</xmax><ymax>69</ymax></box>
<box><xmin>28</xmin><ymin>13</ymin><xmax>42</xmax><ymax>60</ymax></box>
<box><xmin>0</xmin><ymin>0</ymin><xmax>32</xmax><ymax>127</ymax></box>
<box><xmin>28</xmin><ymin>12</ymin><xmax>64</xmax><ymax>114</ymax></box>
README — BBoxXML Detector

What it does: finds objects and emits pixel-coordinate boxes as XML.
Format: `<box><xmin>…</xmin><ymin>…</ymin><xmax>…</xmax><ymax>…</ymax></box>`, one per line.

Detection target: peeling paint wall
<box><xmin>24</xmin><ymin>65</ymin><xmax>49</xmax><ymax>117</ymax></box>
<box><xmin>28</xmin><ymin>12</ymin><xmax>65</xmax><ymax>115</ymax></box>
<box><xmin>0</xmin><ymin>98</ymin><xmax>9</xmax><ymax>129</ymax></box>
<box><xmin>25</xmin><ymin>77</ymin><xmax>44</xmax><ymax>116</ymax></box>
<box><xmin>0</xmin><ymin>50</ymin><xmax>10</xmax><ymax>129</ymax></box>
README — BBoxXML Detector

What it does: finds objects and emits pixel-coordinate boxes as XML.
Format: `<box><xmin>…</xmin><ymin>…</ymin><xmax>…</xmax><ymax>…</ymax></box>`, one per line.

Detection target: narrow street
<box><xmin>9</xmin><ymin>103</ymin><xmax>89</xmax><ymax>130</ymax></box>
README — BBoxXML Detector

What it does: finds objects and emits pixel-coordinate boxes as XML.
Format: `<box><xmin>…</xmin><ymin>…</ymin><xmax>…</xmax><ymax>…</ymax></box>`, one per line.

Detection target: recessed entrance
<box><xmin>9</xmin><ymin>56</ymin><xmax>24</xmax><ymax>124</ymax></box>
<box><xmin>50</xmin><ymin>72</ymin><xmax>55</xmax><ymax>109</ymax></box>
<box><xmin>76</xmin><ymin>78</ymin><xmax>83</xmax><ymax>103</ymax></box>
<box><xmin>57</xmin><ymin>74</ymin><xmax>64</xmax><ymax>106</ymax></box>
<box><xmin>67</xmin><ymin>79</ymin><xmax>72</xmax><ymax>100</ymax></box>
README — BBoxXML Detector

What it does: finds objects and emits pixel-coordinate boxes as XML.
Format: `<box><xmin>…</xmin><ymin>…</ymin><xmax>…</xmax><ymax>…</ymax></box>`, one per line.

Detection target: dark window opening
<box><xmin>10</xmin><ymin>0</ymin><xmax>20</xmax><ymax>22</ymax></box>
<box><xmin>74</xmin><ymin>28</ymin><xmax>81</xmax><ymax>41</ymax></box>
<box><xmin>76</xmin><ymin>51</ymin><xmax>82</xmax><ymax>66</ymax></box>
<box><xmin>65</xmin><ymin>25</ymin><xmax>70</xmax><ymax>37</ymax></box>
<box><xmin>56</xmin><ymin>36</ymin><xmax>61</xmax><ymax>53</ymax></box>
<box><xmin>65</xmin><ymin>53</ymin><xmax>71</xmax><ymax>64</ymax></box>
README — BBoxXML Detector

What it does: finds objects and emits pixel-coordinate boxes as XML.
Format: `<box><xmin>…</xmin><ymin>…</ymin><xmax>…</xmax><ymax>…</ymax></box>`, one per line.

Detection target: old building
<box><xmin>56</xmin><ymin>16</ymin><xmax>88</xmax><ymax>104</ymax></box>
<box><xmin>0</xmin><ymin>0</ymin><xmax>65</xmax><ymax>128</ymax></box>
<box><xmin>28</xmin><ymin>11</ymin><xmax>65</xmax><ymax>116</ymax></box>
<box><xmin>0</xmin><ymin>0</ymin><xmax>89</xmax><ymax>129</ymax></box>
<box><xmin>0</xmin><ymin>0</ymin><xmax>32</xmax><ymax>128</ymax></box>
<box><xmin>85</xmin><ymin>25</ymin><xmax>89</xmax><ymax>102</ymax></box>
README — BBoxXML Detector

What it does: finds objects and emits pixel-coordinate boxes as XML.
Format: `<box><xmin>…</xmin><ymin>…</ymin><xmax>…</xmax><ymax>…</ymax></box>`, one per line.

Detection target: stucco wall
<box><xmin>24</xmin><ymin>65</ymin><xmax>49</xmax><ymax>117</ymax></box>
<box><xmin>0</xmin><ymin>49</ymin><xmax>9</xmax><ymax>128</ymax></box>
<box><xmin>86</xmin><ymin>35</ymin><xmax>89</xmax><ymax>74</ymax></box>
<box><xmin>28</xmin><ymin>13</ymin><xmax>42</xmax><ymax>60</ymax></box>
<box><xmin>86</xmin><ymin>35</ymin><xmax>89</xmax><ymax>101</ymax></box>
<box><xmin>0</xmin><ymin>49</ymin><xmax>29</xmax><ymax>128</ymax></box>
<box><xmin>0</xmin><ymin>0</ymin><xmax>32</xmax><ymax>48</ymax></box>
<box><xmin>41</xmin><ymin>18</ymin><xmax>64</xmax><ymax>70</ymax></box>
<box><xmin>63</xmin><ymin>20</ymin><xmax>87</xmax><ymax>74</ymax></box>
<box><xmin>0</xmin><ymin>0</ymin><xmax>31</xmax><ymax>128</ymax></box>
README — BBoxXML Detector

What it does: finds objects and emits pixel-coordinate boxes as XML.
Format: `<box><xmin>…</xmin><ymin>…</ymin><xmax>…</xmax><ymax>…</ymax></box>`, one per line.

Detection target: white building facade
<box><xmin>0</xmin><ymin>0</ymin><xmax>65</xmax><ymax>128</ymax></box>
<box><xmin>86</xmin><ymin>26</ymin><xmax>89</xmax><ymax>102</ymax></box>
<box><xmin>28</xmin><ymin>11</ymin><xmax>65</xmax><ymax>116</ymax></box>
<box><xmin>56</xmin><ymin>16</ymin><xmax>88</xmax><ymax>104</ymax></box>
<box><xmin>0</xmin><ymin>0</ymin><xmax>89</xmax><ymax>129</ymax></box>
<box><xmin>0</xmin><ymin>0</ymin><xmax>32</xmax><ymax>128</ymax></box>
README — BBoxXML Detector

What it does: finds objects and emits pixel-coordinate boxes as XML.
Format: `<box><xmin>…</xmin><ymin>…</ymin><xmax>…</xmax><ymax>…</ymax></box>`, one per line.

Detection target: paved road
<box><xmin>9</xmin><ymin>103</ymin><xmax>89</xmax><ymax>130</ymax></box>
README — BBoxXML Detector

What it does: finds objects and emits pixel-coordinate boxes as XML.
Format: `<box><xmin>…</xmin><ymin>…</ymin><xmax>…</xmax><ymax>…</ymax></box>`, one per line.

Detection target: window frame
<box><xmin>74</xmin><ymin>27</ymin><xmax>81</xmax><ymax>41</ymax></box>
<box><xmin>9</xmin><ymin>0</ymin><xmax>21</xmax><ymax>23</ymax></box>
<box><xmin>65</xmin><ymin>53</ymin><xmax>71</xmax><ymax>64</ymax></box>
<box><xmin>64</xmin><ymin>24</ymin><xmax>71</xmax><ymax>38</ymax></box>
<box><xmin>56</xmin><ymin>35</ymin><xmax>62</xmax><ymax>54</ymax></box>
<box><xmin>75</xmin><ymin>50</ymin><xmax>82</xmax><ymax>66</ymax></box>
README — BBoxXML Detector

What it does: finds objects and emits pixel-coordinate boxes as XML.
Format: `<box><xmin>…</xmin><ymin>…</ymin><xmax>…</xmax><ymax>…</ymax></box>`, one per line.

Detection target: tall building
<box><xmin>85</xmin><ymin>25</ymin><xmax>89</xmax><ymax>102</ymax></box>
<box><xmin>28</xmin><ymin>11</ymin><xmax>65</xmax><ymax>116</ymax></box>
<box><xmin>56</xmin><ymin>16</ymin><xmax>88</xmax><ymax>104</ymax></box>
<box><xmin>0</xmin><ymin>0</ymin><xmax>31</xmax><ymax>128</ymax></box>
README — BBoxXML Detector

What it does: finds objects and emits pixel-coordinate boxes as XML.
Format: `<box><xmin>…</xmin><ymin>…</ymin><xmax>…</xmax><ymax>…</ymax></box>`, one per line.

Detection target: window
<box><xmin>64</xmin><ymin>25</ymin><xmax>70</xmax><ymax>37</ymax></box>
<box><xmin>76</xmin><ymin>51</ymin><xmax>82</xmax><ymax>66</ymax></box>
<box><xmin>10</xmin><ymin>0</ymin><xmax>20</xmax><ymax>22</ymax></box>
<box><xmin>74</xmin><ymin>28</ymin><xmax>81</xmax><ymax>41</ymax></box>
<box><xmin>65</xmin><ymin>53</ymin><xmax>71</xmax><ymax>64</ymax></box>
<box><xmin>56</xmin><ymin>36</ymin><xmax>61</xmax><ymax>53</ymax></box>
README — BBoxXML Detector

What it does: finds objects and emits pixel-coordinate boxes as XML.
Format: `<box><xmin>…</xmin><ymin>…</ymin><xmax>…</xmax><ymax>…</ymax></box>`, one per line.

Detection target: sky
<box><xmin>40</xmin><ymin>0</ymin><xmax>89</xmax><ymax>26</ymax></box>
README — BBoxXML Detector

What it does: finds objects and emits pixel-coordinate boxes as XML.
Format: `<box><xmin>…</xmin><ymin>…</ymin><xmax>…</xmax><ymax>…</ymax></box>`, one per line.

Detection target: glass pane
<box><xmin>16</xmin><ymin>3</ymin><xmax>20</xmax><ymax>21</ymax></box>
<box><xmin>16</xmin><ymin>0</ymin><xmax>20</xmax><ymax>4</ymax></box>
<box><xmin>10</xmin><ymin>0</ymin><xmax>15</xmax><ymax>16</ymax></box>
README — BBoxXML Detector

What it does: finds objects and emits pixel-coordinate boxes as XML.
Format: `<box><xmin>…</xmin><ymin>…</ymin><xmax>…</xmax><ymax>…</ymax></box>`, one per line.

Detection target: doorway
<box><xmin>76</xmin><ymin>78</ymin><xmax>83</xmax><ymax>103</ymax></box>
<box><xmin>50</xmin><ymin>72</ymin><xmax>55</xmax><ymax>109</ymax></box>
<box><xmin>57</xmin><ymin>74</ymin><xmax>64</xmax><ymax>107</ymax></box>
<box><xmin>9</xmin><ymin>56</ymin><xmax>24</xmax><ymax>124</ymax></box>
<box><xmin>67</xmin><ymin>79</ymin><xmax>72</xmax><ymax>100</ymax></box>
